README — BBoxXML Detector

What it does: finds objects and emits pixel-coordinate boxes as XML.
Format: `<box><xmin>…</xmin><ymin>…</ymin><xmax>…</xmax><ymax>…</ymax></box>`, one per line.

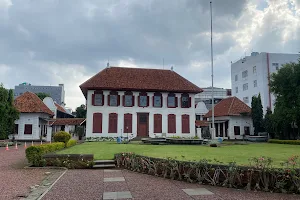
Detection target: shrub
<box><xmin>53</xmin><ymin>131</ymin><xmax>71</xmax><ymax>144</ymax></box>
<box><xmin>66</xmin><ymin>139</ymin><xmax>77</xmax><ymax>147</ymax></box>
<box><xmin>268</xmin><ymin>139</ymin><xmax>300</xmax><ymax>145</ymax></box>
<box><xmin>210</xmin><ymin>143</ymin><xmax>218</xmax><ymax>147</ymax></box>
<box><xmin>25</xmin><ymin>142</ymin><xmax>65</xmax><ymax>166</ymax></box>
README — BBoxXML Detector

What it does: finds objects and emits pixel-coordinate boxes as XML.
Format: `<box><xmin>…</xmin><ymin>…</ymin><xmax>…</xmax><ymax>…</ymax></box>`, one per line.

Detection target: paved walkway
<box><xmin>43</xmin><ymin>169</ymin><xmax>300</xmax><ymax>200</ymax></box>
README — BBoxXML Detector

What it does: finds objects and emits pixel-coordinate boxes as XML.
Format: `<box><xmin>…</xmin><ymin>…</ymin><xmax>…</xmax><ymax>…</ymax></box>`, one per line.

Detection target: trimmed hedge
<box><xmin>43</xmin><ymin>154</ymin><xmax>94</xmax><ymax>169</ymax></box>
<box><xmin>53</xmin><ymin>131</ymin><xmax>71</xmax><ymax>144</ymax></box>
<box><xmin>66</xmin><ymin>139</ymin><xmax>77</xmax><ymax>148</ymax></box>
<box><xmin>268</xmin><ymin>139</ymin><xmax>300</xmax><ymax>145</ymax></box>
<box><xmin>115</xmin><ymin>153</ymin><xmax>300</xmax><ymax>194</ymax></box>
<box><xmin>25</xmin><ymin>142</ymin><xmax>65</xmax><ymax>166</ymax></box>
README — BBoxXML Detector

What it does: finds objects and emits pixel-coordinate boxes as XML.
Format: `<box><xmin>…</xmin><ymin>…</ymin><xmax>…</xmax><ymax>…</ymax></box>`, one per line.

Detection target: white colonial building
<box><xmin>80</xmin><ymin>67</ymin><xmax>203</xmax><ymax>138</ymax></box>
<box><xmin>205</xmin><ymin>97</ymin><xmax>254</xmax><ymax>140</ymax></box>
<box><xmin>231</xmin><ymin>52</ymin><xmax>299</xmax><ymax>113</ymax></box>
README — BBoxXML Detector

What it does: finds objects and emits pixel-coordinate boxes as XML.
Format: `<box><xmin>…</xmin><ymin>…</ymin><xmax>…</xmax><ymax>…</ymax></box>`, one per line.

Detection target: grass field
<box><xmin>58</xmin><ymin>142</ymin><xmax>300</xmax><ymax>167</ymax></box>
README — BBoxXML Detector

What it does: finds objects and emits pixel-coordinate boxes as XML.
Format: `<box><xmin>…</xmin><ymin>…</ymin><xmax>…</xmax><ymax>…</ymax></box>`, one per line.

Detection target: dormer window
<box><xmin>108</xmin><ymin>91</ymin><xmax>120</xmax><ymax>107</ymax></box>
<box><xmin>167</xmin><ymin>93</ymin><xmax>177</xmax><ymax>108</ymax></box>
<box><xmin>153</xmin><ymin>92</ymin><xmax>162</xmax><ymax>107</ymax></box>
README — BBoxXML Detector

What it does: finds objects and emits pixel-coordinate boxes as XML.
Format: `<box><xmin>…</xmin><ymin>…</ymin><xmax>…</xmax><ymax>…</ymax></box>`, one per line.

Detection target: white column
<box><xmin>223</xmin><ymin>122</ymin><xmax>226</xmax><ymax>138</ymax></box>
<box><xmin>47</xmin><ymin>126</ymin><xmax>52</xmax><ymax>142</ymax></box>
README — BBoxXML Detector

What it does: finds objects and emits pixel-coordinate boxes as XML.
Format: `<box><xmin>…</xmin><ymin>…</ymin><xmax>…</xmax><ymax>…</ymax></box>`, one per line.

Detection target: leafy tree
<box><xmin>0</xmin><ymin>84</ymin><xmax>19</xmax><ymax>139</ymax></box>
<box><xmin>264</xmin><ymin>107</ymin><xmax>274</xmax><ymax>138</ymax></box>
<box><xmin>76</xmin><ymin>104</ymin><xmax>86</xmax><ymax>118</ymax></box>
<box><xmin>270</xmin><ymin>59</ymin><xmax>300</xmax><ymax>139</ymax></box>
<box><xmin>36</xmin><ymin>92</ymin><xmax>50</xmax><ymax>100</ymax></box>
<box><xmin>251</xmin><ymin>94</ymin><xmax>263</xmax><ymax>135</ymax></box>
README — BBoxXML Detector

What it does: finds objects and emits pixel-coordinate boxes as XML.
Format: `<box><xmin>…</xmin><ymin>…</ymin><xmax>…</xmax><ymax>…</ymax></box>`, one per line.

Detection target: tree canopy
<box><xmin>0</xmin><ymin>84</ymin><xmax>19</xmax><ymax>139</ymax></box>
<box><xmin>76</xmin><ymin>104</ymin><xmax>86</xmax><ymax>118</ymax></box>
<box><xmin>36</xmin><ymin>92</ymin><xmax>50</xmax><ymax>100</ymax></box>
<box><xmin>269</xmin><ymin>58</ymin><xmax>300</xmax><ymax>139</ymax></box>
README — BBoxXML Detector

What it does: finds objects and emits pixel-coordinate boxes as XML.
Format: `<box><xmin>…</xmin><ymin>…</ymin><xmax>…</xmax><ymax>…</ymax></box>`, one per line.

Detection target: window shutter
<box><xmin>92</xmin><ymin>94</ymin><xmax>95</xmax><ymax>106</ymax></box>
<box><xmin>168</xmin><ymin>114</ymin><xmax>176</xmax><ymax>133</ymax></box>
<box><xmin>182</xmin><ymin>115</ymin><xmax>190</xmax><ymax>133</ymax></box>
<box><xmin>117</xmin><ymin>95</ymin><xmax>120</xmax><ymax>106</ymax></box>
<box><xmin>160</xmin><ymin>95</ymin><xmax>163</xmax><ymax>107</ymax></box>
<box><xmin>147</xmin><ymin>96</ymin><xmax>149</xmax><ymax>107</ymax></box>
<box><xmin>123</xmin><ymin>95</ymin><xmax>125</xmax><ymax>106</ymax></box>
<box><xmin>189</xmin><ymin>97</ymin><xmax>191</xmax><ymax>108</ymax></box>
<box><xmin>175</xmin><ymin>97</ymin><xmax>178</xmax><ymax>107</ymax></box>
<box><xmin>180</xmin><ymin>97</ymin><xmax>183</xmax><ymax>108</ymax></box>
<box><xmin>124</xmin><ymin>114</ymin><xmax>132</xmax><ymax>133</ymax></box>
<box><xmin>108</xmin><ymin>95</ymin><xmax>111</xmax><ymax>106</ymax></box>
<box><xmin>138</xmin><ymin>96</ymin><xmax>140</xmax><ymax>107</ymax></box>
<box><xmin>132</xmin><ymin>95</ymin><xmax>135</xmax><ymax>107</ymax></box>
<box><xmin>154</xmin><ymin>114</ymin><xmax>162</xmax><ymax>133</ymax></box>
<box><xmin>152</xmin><ymin>96</ymin><xmax>154</xmax><ymax>107</ymax></box>
<box><xmin>93</xmin><ymin>113</ymin><xmax>102</xmax><ymax>133</ymax></box>
<box><xmin>102</xmin><ymin>94</ymin><xmax>104</xmax><ymax>106</ymax></box>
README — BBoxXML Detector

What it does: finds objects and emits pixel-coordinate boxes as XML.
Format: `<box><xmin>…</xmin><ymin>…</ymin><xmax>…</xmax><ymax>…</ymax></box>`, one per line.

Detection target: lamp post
<box><xmin>210</xmin><ymin>1</ymin><xmax>215</xmax><ymax>139</ymax></box>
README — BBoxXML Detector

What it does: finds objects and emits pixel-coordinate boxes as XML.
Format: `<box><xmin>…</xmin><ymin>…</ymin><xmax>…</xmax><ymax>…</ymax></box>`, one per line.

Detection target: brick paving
<box><xmin>42</xmin><ymin>169</ymin><xmax>300</xmax><ymax>200</ymax></box>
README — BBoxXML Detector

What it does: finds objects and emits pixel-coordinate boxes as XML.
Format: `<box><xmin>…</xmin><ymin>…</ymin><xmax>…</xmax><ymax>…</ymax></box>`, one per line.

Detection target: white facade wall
<box><xmin>14</xmin><ymin>113</ymin><xmax>51</xmax><ymax>140</ymax></box>
<box><xmin>231</xmin><ymin>52</ymin><xmax>299</xmax><ymax>113</ymax></box>
<box><xmin>86</xmin><ymin>90</ymin><xmax>196</xmax><ymax>138</ymax></box>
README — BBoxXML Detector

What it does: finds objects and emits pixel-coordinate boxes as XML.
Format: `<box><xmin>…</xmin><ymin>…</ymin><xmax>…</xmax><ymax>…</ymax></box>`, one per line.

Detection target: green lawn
<box><xmin>58</xmin><ymin>142</ymin><xmax>300</xmax><ymax>167</ymax></box>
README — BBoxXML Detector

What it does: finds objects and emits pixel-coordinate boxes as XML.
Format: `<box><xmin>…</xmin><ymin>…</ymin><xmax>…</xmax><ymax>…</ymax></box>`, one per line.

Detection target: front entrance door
<box><xmin>137</xmin><ymin>113</ymin><xmax>149</xmax><ymax>137</ymax></box>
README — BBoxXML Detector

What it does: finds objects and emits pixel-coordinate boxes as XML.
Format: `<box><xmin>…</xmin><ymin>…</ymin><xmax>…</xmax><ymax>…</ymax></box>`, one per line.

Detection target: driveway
<box><xmin>43</xmin><ymin>169</ymin><xmax>300</xmax><ymax>200</ymax></box>
<box><xmin>0</xmin><ymin>145</ymin><xmax>63</xmax><ymax>200</ymax></box>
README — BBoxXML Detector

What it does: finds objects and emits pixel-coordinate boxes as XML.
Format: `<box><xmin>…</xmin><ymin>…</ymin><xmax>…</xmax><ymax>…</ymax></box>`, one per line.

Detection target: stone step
<box><xmin>93</xmin><ymin>164</ymin><xmax>116</xmax><ymax>169</ymax></box>
<box><xmin>94</xmin><ymin>160</ymin><xmax>115</xmax><ymax>165</ymax></box>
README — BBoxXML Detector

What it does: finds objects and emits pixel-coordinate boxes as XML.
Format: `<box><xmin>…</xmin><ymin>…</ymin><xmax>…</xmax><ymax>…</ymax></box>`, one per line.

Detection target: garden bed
<box><xmin>43</xmin><ymin>153</ymin><xmax>94</xmax><ymax>169</ymax></box>
<box><xmin>141</xmin><ymin>138</ymin><xmax>204</xmax><ymax>145</ymax></box>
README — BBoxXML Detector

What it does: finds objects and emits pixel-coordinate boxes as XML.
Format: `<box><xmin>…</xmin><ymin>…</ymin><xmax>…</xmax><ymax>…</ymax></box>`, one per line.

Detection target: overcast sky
<box><xmin>0</xmin><ymin>0</ymin><xmax>299</xmax><ymax>110</ymax></box>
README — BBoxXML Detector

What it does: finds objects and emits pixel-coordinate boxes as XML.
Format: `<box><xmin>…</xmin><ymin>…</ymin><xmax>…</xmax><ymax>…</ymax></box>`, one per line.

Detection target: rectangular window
<box><xmin>108</xmin><ymin>113</ymin><xmax>118</xmax><ymax>133</ymax></box>
<box><xmin>243</xmin><ymin>83</ymin><xmax>248</xmax><ymax>91</ymax></box>
<box><xmin>272</xmin><ymin>63</ymin><xmax>279</xmax><ymax>70</ymax></box>
<box><xmin>15</xmin><ymin>124</ymin><xmax>19</xmax><ymax>134</ymax></box>
<box><xmin>153</xmin><ymin>95</ymin><xmax>162</xmax><ymax>107</ymax></box>
<box><xmin>254</xmin><ymin>80</ymin><xmax>257</xmax><ymax>87</ymax></box>
<box><xmin>154</xmin><ymin>114</ymin><xmax>162</xmax><ymax>133</ymax></box>
<box><xmin>139</xmin><ymin>95</ymin><xmax>148</xmax><ymax>107</ymax></box>
<box><xmin>110</xmin><ymin>95</ymin><xmax>118</xmax><ymax>106</ymax></box>
<box><xmin>168</xmin><ymin>114</ymin><xmax>176</xmax><ymax>133</ymax></box>
<box><xmin>242</xmin><ymin>70</ymin><xmax>248</xmax><ymax>78</ymax></box>
<box><xmin>94</xmin><ymin>94</ymin><xmax>103</xmax><ymax>106</ymax></box>
<box><xmin>244</xmin><ymin>126</ymin><xmax>250</xmax><ymax>135</ymax></box>
<box><xmin>124</xmin><ymin>114</ymin><xmax>132</xmax><ymax>133</ymax></box>
<box><xmin>181</xmin><ymin>95</ymin><xmax>190</xmax><ymax>108</ymax></box>
<box><xmin>182</xmin><ymin>115</ymin><xmax>190</xmax><ymax>133</ymax></box>
<box><xmin>124</xmin><ymin>95</ymin><xmax>133</xmax><ymax>107</ymax></box>
<box><xmin>253</xmin><ymin>66</ymin><xmax>256</xmax><ymax>73</ymax></box>
<box><xmin>93</xmin><ymin>113</ymin><xmax>102</xmax><ymax>133</ymax></box>
<box><xmin>24</xmin><ymin>124</ymin><xmax>32</xmax><ymax>134</ymax></box>
<box><xmin>243</xmin><ymin>97</ymin><xmax>249</xmax><ymax>103</ymax></box>
<box><xmin>234</xmin><ymin>126</ymin><xmax>240</xmax><ymax>135</ymax></box>
<box><xmin>235</xmin><ymin>75</ymin><xmax>238</xmax><ymax>81</ymax></box>
<box><xmin>235</xmin><ymin>87</ymin><xmax>238</xmax><ymax>93</ymax></box>
<box><xmin>168</xmin><ymin>96</ymin><xmax>176</xmax><ymax>107</ymax></box>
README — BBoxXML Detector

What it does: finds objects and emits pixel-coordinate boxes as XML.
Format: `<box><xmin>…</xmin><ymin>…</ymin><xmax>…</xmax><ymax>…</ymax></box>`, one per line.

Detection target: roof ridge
<box><xmin>228</xmin><ymin>97</ymin><xmax>235</xmax><ymax>115</ymax></box>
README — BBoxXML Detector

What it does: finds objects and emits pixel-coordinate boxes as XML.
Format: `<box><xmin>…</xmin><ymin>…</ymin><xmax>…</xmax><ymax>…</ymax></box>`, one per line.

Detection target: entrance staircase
<box><xmin>93</xmin><ymin>160</ymin><xmax>116</xmax><ymax>169</ymax></box>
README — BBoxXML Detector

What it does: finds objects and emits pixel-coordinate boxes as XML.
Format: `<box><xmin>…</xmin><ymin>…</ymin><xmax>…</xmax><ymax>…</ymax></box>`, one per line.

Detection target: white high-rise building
<box><xmin>231</xmin><ymin>52</ymin><xmax>299</xmax><ymax>113</ymax></box>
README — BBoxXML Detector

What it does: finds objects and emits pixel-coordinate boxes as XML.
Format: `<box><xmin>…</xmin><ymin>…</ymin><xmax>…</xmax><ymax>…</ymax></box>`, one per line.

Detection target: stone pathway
<box><xmin>42</xmin><ymin>169</ymin><xmax>300</xmax><ymax>200</ymax></box>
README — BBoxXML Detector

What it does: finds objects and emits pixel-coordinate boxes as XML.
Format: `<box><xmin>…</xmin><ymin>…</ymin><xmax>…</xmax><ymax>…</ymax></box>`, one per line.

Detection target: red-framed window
<box><xmin>15</xmin><ymin>124</ymin><xmax>19</xmax><ymax>134</ymax></box>
<box><xmin>124</xmin><ymin>113</ymin><xmax>133</xmax><ymax>133</ymax></box>
<box><xmin>24</xmin><ymin>124</ymin><xmax>32</xmax><ymax>134</ymax></box>
<box><xmin>138</xmin><ymin>92</ymin><xmax>149</xmax><ymax>107</ymax></box>
<box><xmin>108</xmin><ymin>113</ymin><xmax>118</xmax><ymax>133</ymax></box>
<box><xmin>168</xmin><ymin>114</ymin><xmax>176</xmax><ymax>133</ymax></box>
<box><xmin>92</xmin><ymin>90</ymin><xmax>104</xmax><ymax>106</ymax></box>
<box><xmin>93</xmin><ymin>113</ymin><xmax>102</xmax><ymax>133</ymax></box>
<box><xmin>123</xmin><ymin>91</ymin><xmax>134</xmax><ymax>107</ymax></box>
<box><xmin>181</xmin><ymin>114</ymin><xmax>190</xmax><ymax>133</ymax></box>
<box><xmin>108</xmin><ymin>91</ymin><xmax>120</xmax><ymax>107</ymax></box>
<box><xmin>153</xmin><ymin>92</ymin><xmax>163</xmax><ymax>107</ymax></box>
<box><xmin>154</xmin><ymin>114</ymin><xmax>162</xmax><ymax>133</ymax></box>
<box><xmin>167</xmin><ymin>93</ymin><xmax>178</xmax><ymax>108</ymax></box>
<box><xmin>181</xmin><ymin>93</ymin><xmax>191</xmax><ymax>108</ymax></box>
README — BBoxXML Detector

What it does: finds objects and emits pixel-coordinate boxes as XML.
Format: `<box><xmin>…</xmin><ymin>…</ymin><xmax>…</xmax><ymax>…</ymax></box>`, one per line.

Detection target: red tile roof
<box><xmin>204</xmin><ymin>97</ymin><xmax>251</xmax><ymax>118</ymax></box>
<box><xmin>80</xmin><ymin>67</ymin><xmax>203</xmax><ymax>97</ymax></box>
<box><xmin>55</xmin><ymin>103</ymin><xmax>67</xmax><ymax>113</ymax></box>
<box><xmin>14</xmin><ymin>92</ymin><xmax>54</xmax><ymax>116</ymax></box>
<box><xmin>50</xmin><ymin>118</ymin><xmax>86</xmax><ymax>126</ymax></box>
<box><xmin>195</xmin><ymin>120</ymin><xmax>209</xmax><ymax>127</ymax></box>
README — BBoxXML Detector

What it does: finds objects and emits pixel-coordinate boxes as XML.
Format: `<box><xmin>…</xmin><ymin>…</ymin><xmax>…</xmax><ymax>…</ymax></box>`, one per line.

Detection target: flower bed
<box><xmin>115</xmin><ymin>153</ymin><xmax>300</xmax><ymax>194</ymax></box>
<box><xmin>85</xmin><ymin>137</ymin><xmax>117</xmax><ymax>142</ymax></box>
<box><xmin>43</xmin><ymin>154</ymin><xmax>94</xmax><ymax>169</ymax></box>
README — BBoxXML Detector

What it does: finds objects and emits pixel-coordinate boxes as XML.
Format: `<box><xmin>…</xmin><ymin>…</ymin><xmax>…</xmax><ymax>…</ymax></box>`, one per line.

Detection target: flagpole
<box><xmin>210</xmin><ymin>1</ymin><xmax>215</xmax><ymax>139</ymax></box>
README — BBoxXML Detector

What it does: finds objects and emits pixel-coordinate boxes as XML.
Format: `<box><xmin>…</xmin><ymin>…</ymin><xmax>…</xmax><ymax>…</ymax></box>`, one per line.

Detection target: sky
<box><xmin>0</xmin><ymin>0</ymin><xmax>299</xmax><ymax>110</ymax></box>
